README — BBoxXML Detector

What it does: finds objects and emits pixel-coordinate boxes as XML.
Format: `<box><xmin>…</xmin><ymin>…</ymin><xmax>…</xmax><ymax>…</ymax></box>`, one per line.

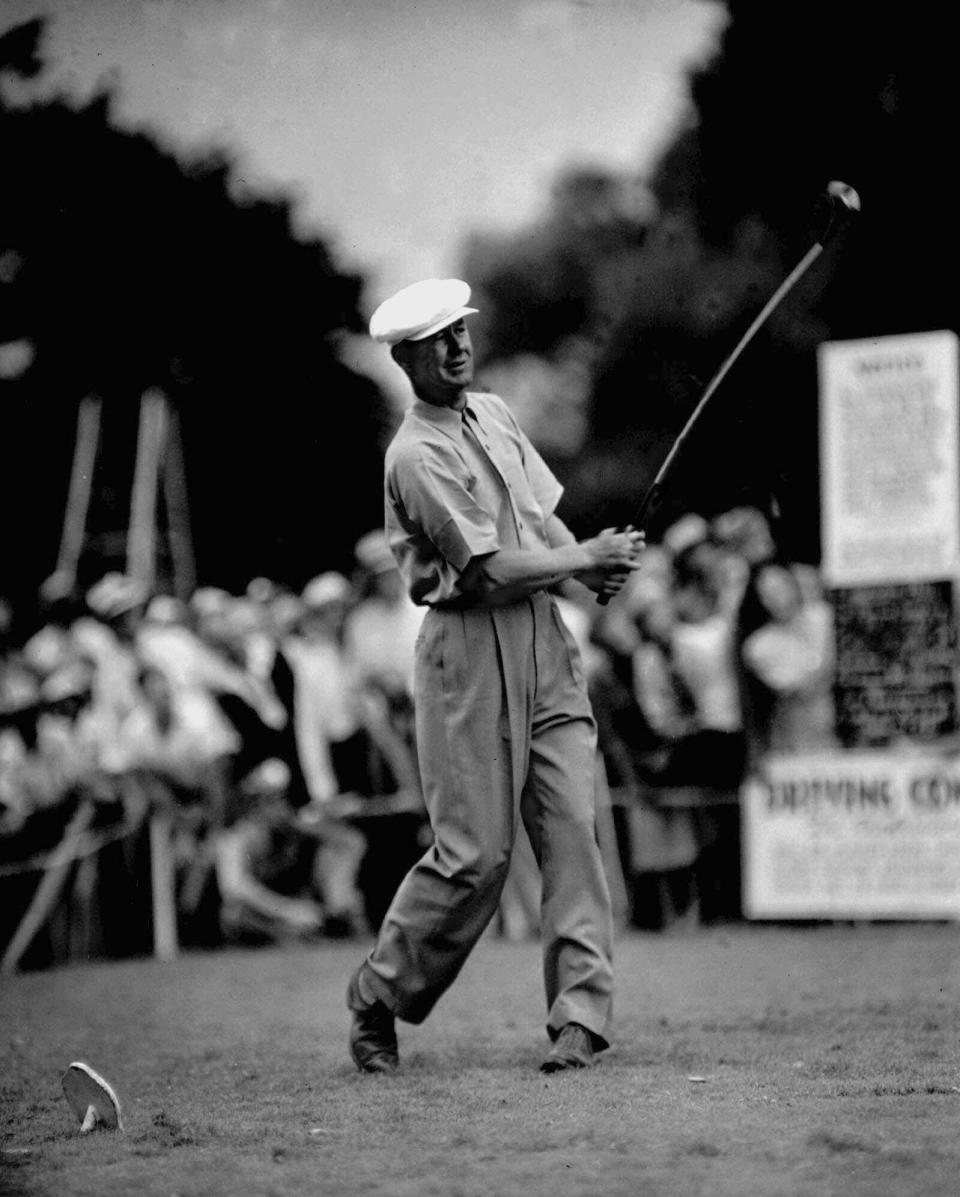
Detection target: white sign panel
<box><xmin>819</xmin><ymin>330</ymin><xmax>960</xmax><ymax>586</ymax></box>
<box><xmin>743</xmin><ymin>751</ymin><xmax>960</xmax><ymax>919</ymax></box>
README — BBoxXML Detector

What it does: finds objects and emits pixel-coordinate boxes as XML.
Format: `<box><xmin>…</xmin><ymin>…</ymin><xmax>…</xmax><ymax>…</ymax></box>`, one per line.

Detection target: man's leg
<box><xmin>522</xmin><ymin>596</ymin><xmax>614</xmax><ymax>1060</ymax></box>
<box><xmin>348</xmin><ymin>608</ymin><xmax>526</xmax><ymax>1048</ymax></box>
<box><xmin>522</xmin><ymin>718</ymin><xmax>614</xmax><ymax>1049</ymax></box>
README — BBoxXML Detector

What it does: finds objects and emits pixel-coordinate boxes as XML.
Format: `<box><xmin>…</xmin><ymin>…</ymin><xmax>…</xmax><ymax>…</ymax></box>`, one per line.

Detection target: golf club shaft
<box><xmin>633</xmin><ymin>240</ymin><xmax>824</xmax><ymax>530</ymax></box>
<box><xmin>597</xmin><ymin>184</ymin><xmax>860</xmax><ymax>606</ymax></box>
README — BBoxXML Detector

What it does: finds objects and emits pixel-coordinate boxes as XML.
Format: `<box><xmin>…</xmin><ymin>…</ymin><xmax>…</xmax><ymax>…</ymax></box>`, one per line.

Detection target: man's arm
<box><xmin>213</xmin><ymin>824</ymin><xmax>323</xmax><ymax>930</ymax></box>
<box><xmin>459</xmin><ymin>519</ymin><xmax>643</xmax><ymax>603</ymax></box>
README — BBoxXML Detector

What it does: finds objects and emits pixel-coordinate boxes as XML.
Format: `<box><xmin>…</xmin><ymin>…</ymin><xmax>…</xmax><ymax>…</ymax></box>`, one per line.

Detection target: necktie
<box><xmin>461</xmin><ymin>404</ymin><xmax>524</xmax><ymax>540</ymax></box>
<box><xmin>461</xmin><ymin>404</ymin><xmax>481</xmax><ymax>448</ymax></box>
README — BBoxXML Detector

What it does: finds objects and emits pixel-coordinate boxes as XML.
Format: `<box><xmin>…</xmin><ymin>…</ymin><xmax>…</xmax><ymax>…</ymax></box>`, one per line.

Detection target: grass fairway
<box><xmin>2</xmin><ymin>924</ymin><xmax>960</xmax><ymax>1196</ymax></box>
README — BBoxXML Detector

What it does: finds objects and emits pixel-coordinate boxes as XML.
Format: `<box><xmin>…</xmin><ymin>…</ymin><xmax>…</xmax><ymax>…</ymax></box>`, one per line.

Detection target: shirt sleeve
<box><xmin>390</xmin><ymin>445</ymin><xmax>500</xmax><ymax>574</ymax></box>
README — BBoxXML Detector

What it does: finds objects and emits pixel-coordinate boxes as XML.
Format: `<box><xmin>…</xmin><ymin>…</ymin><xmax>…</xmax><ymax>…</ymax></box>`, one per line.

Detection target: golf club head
<box><xmin>820</xmin><ymin>180</ymin><xmax>862</xmax><ymax>242</ymax></box>
<box><xmin>826</xmin><ymin>180</ymin><xmax>861</xmax><ymax>215</ymax></box>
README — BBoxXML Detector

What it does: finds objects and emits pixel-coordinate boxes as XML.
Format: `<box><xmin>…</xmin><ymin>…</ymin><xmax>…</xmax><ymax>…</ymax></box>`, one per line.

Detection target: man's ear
<box><xmin>390</xmin><ymin>343</ymin><xmax>411</xmax><ymax>375</ymax></box>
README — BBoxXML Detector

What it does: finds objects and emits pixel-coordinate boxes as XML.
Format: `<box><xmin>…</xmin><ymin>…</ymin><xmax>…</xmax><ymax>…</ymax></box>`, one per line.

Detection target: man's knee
<box><xmin>431</xmin><ymin>832</ymin><xmax>511</xmax><ymax>888</ymax></box>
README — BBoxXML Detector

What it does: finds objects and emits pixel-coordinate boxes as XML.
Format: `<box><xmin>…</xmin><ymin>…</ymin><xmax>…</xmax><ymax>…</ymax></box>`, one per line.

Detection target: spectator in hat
<box><xmin>135</xmin><ymin>593</ymin><xmax>283</xmax><ymax>797</ymax></box>
<box><xmin>284</xmin><ymin>573</ymin><xmax>361</xmax><ymax>805</ymax></box>
<box><xmin>280</xmin><ymin>572</ymin><xmax>371</xmax><ymax>936</ymax></box>
<box><xmin>740</xmin><ymin>562</ymin><xmax>837</xmax><ymax>757</ymax></box>
<box><xmin>346</xmin><ymin>277</ymin><xmax>643</xmax><ymax>1074</ymax></box>
<box><xmin>344</xmin><ymin>529</ymin><xmax>424</xmax><ymax>703</ymax></box>
<box><xmin>70</xmin><ymin>573</ymin><xmax>150</xmax><ymax>750</ymax></box>
<box><xmin>136</xmin><ymin>589</ymin><xmax>287</xmax><ymax>798</ymax></box>
<box><xmin>288</xmin><ymin>571</ymin><xmax>417</xmax><ymax>815</ymax></box>
<box><xmin>106</xmin><ymin>663</ymin><xmax>237</xmax><ymax>814</ymax></box>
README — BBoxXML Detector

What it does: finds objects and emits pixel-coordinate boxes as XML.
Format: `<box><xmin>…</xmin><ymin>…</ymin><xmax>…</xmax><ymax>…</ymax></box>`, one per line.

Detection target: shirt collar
<box><xmin>408</xmin><ymin>395</ymin><xmax>475</xmax><ymax>444</ymax></box>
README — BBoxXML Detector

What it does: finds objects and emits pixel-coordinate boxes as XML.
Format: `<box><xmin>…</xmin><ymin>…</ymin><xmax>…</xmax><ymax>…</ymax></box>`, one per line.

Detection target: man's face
<box><xmin>400</xmin><ymin>319</ymin><xmax>473</xmax><ymax>405</ymax></box>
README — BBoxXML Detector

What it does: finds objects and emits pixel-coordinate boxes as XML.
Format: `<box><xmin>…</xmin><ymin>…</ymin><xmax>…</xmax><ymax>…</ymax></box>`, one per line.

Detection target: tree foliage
<box><xmin>0</xmin><ymin>19</ymin><xmax>392</xmax><ymax>605</ymax></box>
<box><xmin>462</xmin><ymin>2</ymin><xmax>956</xmax><ymax>559</ymax></box>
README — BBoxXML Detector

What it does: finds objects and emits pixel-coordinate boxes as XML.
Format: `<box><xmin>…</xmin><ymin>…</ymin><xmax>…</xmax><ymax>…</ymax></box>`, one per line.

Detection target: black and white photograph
<box><xmin>1</xmin><ymin>2</ymin><xmax>958</xmax><ymax>1194</ymax></box>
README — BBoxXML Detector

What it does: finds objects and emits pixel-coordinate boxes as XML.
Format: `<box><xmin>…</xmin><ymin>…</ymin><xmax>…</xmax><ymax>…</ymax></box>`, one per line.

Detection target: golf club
<box><xmin>597</xmin><ymin>179</ymin><xmax>861</xmax><ymax>605</ymax></box>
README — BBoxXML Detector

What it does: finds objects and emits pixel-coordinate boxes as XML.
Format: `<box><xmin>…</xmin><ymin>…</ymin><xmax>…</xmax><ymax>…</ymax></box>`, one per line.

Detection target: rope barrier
<box><xmin>0</xmin><ymin>821</ymin><xmax>138</xmax><ymax>879</ymax></box>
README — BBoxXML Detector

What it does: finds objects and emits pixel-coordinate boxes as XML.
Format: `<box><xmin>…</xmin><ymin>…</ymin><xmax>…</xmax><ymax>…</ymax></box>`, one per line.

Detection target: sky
<box><xmin>4</xmin><ymin>0</ymin><xmax>725</xmax><ymax>300</ymax></box>
<box><xmin>3</xmin><ymin>0</ymin><xmax>726</xmax><ymax>402</ymax></box>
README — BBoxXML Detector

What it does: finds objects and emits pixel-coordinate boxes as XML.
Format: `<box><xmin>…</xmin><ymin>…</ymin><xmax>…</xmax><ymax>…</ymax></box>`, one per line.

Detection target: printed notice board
<box><xmin>830</xmin><ymin>580</ymin><xmax>958</xmax><ymax>746</ymax></box>
<box><xmin>743</xmin><ymin>751</ymin><xmax>960</xmax><ymax>920</ymax></box>
<box><xmin>819</xmin><ymin>330</ymin><xmax>960</xmax><ymax>587</ymax></box>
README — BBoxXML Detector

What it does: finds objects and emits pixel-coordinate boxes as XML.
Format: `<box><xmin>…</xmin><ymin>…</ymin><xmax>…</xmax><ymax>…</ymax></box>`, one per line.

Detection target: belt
<box><xmin>430</xmin><ymin>587</ymin><xmax>546</xmax><ymax>612</ymax></box>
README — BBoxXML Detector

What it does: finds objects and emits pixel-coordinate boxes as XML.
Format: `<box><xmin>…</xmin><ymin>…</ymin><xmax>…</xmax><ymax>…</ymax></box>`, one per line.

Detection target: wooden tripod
<box><xmin>42</xmin><ymin>388</ymin><xmax>196</xmax><ymax>603</ymax></box>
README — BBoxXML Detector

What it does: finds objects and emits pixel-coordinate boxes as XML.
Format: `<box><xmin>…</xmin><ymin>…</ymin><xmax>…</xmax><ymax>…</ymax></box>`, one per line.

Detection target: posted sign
<box><xmin>743</xmin><ymin>751</ymin><xmax>960</xmax><ymax>919</ymax></box>
<box><xmin>819</xmin><ymin>330</ymin><xmax>960</xmax><ymax>586</ymax></box>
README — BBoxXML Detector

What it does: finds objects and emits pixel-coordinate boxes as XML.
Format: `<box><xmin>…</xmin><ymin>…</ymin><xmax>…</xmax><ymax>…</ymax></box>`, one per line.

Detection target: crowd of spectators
<box><xmin>0</xmin><ymin>531</ymin><xmax>429</xmax><ymax>969</ymax></box>
<box><xmin>577</xmin><ymin>505</ymin><xmax>836</xmax><ymax>929</ymax></box>
<box><xmin>0</xmin><ymin>508</ymin><xmax>837</xmax><ymax>968</ymax></box>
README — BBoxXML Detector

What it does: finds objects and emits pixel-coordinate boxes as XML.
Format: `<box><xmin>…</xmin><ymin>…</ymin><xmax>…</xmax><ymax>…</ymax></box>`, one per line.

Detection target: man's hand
<box><xmin>282</xmin><ymin>897</ymin><xmax>324</xmax><ymax>933</ymax></box>
<box><xmin>577</xmin><ymin>527</ymin><xmax>645</xmax><ymax>597</ymax></box>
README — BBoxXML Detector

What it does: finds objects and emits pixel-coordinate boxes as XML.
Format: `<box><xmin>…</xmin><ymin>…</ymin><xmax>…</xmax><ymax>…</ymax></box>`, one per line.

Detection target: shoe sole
<box><xmin>351</xmin><ymin>1050</ymin><xmax>398</xmax><ymax>1074</ymax></box>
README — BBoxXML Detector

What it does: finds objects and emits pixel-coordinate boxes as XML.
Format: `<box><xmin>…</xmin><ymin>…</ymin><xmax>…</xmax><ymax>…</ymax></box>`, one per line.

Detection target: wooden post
<box><xmin>148</xmin><ymin>812</ymin><xmax>178</xmax><ymax>962</ymax></box>
<box><xmin>41</xmin><ymin>395</ymin><xmax>101</xmax><ymax>601</ymax></box>
<box><xmin>1</xmin><ymin>802</ymin><xmax>95</xmax><ymax>976</ymax></box>
<box><xmin>161</xmin><ymin>405</ymin><xmax>196</xmax><ymax>600</ymax></box>
<box><xmin>126</xmin><ymin>389</ymin><xmax>168</xmax><ymax>589</ymax></box>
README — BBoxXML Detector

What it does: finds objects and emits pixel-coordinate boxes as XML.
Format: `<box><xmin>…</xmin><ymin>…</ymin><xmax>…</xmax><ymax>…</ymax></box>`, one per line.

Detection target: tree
<box><xmin>0</xmin><ymin>19</ymin><xmax>393</xmax><ymax>611</ymax></box>
<box><xmin>460</xmin><ymin>2</ymin><xmax>957</xmax><ymax>558</ymax></box>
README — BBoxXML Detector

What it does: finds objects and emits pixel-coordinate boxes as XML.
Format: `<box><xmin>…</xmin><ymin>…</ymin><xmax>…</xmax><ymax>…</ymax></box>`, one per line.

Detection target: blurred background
<box><xmin>0</xmin><ymin>0</ymin><xmax>956</xmax><ymax>969</ymax></box>
<box><xmin>1</xmin><ymin>0</ymin><xmax>952</xmax><ymax>604</ymax></box>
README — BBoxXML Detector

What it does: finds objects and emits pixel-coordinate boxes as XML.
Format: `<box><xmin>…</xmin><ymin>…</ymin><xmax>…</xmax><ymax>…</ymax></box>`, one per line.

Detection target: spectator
<box><xmin>133</xmin><ymin>598</ymin><xmax>247</xmax><ymax>814</ymax></box>
<box><xmin>154</xmin><ymin>589</ymin><xmax>289</xmax><ymax>794</ymax></box>
<box><xmin>620</xmin><ymin>572</ymin><xmax>700</xmax><ymax>928</ymax></box>
<box><xmin>281</xmin><ymin>573</ymin><xmax>376</xmax><ymax>934</ymax></box>
<box><xmin>344</xmin><ymin>529</ymin><xmax>424</xmax><ymax>702</ymax></box>
<box><xmin>711</xmin><ymin>506</ymin><xmax>777</xmax><ymax>573</ymax></box>
<box><xmin>659</xmin><ymin>536</ymin><xmax>747</xmax><ymax>789</ymax></box>
<box><xmin>285</xmin><ymin>573</ymin><xmax>362</xmax><ymax>803</ymax></box>
<box><xmin>9</xmin><ymin>512</ymin><xmax>834</xmax><ymax>962</ymax></box>
<box><xmin>0</xmin><ymin>659</ymin><xmax>138</xmax><ymax>966</ymax></box>
<box><xmin>740</xmin><ymin>562</ymin><xmax>837</xmax><ymax>756</ymax></box>
<box><xmin>69</xmin><ymin>573</ymin><xmax>148</xmax><ymax>742</ymax></box>
<box><xmin>213</xmin><ymin>758</ymin><xmax>326</xmax><ymax>944</ymax></box>
<box><xmin>105</xmin><ymin>663</ymin><xmax>236</xmax><ymax>817</ymax></box>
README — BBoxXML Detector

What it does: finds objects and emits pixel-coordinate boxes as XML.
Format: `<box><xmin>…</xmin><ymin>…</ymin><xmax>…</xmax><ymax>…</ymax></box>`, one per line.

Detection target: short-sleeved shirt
<box><xmin>384</xmin><ymin>391</ymin><xmax>563</xmax><ymax>606</ymax></box>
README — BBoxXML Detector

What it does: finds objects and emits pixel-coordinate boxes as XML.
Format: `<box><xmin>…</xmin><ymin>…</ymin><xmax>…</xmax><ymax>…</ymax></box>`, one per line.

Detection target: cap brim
<box><xmin>405</xmin><ymin>306</ymin><xmax>478</xmax><ymax>341</ymax></box>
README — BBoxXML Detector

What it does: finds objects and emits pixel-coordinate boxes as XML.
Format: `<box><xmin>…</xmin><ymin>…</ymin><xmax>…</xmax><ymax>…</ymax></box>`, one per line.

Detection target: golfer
<box><xmin>347</xmin><ymin>278</ymin><xmax>643</xmax><ymax>1073</ymax></box>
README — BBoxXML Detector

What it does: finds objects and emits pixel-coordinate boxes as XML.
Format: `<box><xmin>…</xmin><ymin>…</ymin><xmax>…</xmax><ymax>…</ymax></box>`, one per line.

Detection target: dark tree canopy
<box><xmin>0</xmin><ymin>18</ymin><xmax>393</xmax><ymax>610</ymax></box>
<box><xmin>462</xmin><ymin>2</ymin><xmax>956</xmax><ymax>559</ymax></box>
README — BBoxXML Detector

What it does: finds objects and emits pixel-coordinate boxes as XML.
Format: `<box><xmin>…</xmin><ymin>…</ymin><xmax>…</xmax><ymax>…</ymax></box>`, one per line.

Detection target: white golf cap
<box><xmin>301</xmin><ymin>571</ymin><xmax>352</xmax><ymax>609</ymax></box>
<box><xmin>354</xmin><ymin>528</ymin><xmax>396</xmax><ymax>574</ymax></box>
<box><xmin>86</xmin><ymin>572</ymin><xmax>150</xmax><ymax>619</ymax></box>
<box><xmin>368</xmin><ymin>278</ymin><xmax>478</xmax><ymax>345</ymax></box>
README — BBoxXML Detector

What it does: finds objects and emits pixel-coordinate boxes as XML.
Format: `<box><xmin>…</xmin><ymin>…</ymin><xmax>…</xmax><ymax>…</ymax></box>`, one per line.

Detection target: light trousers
<box><xmin>359</xmin><ymin>591</ymin><xmax>614</xmax><ymax>1046</ymax></box>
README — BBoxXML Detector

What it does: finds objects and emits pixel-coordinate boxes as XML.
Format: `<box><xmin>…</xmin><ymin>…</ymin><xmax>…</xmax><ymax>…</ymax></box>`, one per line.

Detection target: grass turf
<box><xmin>2</xmin><ymin>923</ymin><xmax>960</xmax><ymax>1196</ymax></box>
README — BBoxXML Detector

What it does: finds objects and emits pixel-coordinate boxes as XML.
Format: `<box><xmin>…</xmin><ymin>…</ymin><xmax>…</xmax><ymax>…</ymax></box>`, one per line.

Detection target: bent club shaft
<box><xmin>636</xmin><ymin>240</ymin><xmax>825</xmax><ymax>525</ymax></box>
<box><xmin>597</xmin><ymin>181</ymin><xmax>861</xmax><ymax>606</ymax></box>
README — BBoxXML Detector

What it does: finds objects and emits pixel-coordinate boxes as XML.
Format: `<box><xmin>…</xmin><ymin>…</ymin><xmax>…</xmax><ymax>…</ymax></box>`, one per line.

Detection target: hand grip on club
<box><xmin>595</xmin><ymin>181</ymin><xmax>860</xmax><ymax>607</ymax></box>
